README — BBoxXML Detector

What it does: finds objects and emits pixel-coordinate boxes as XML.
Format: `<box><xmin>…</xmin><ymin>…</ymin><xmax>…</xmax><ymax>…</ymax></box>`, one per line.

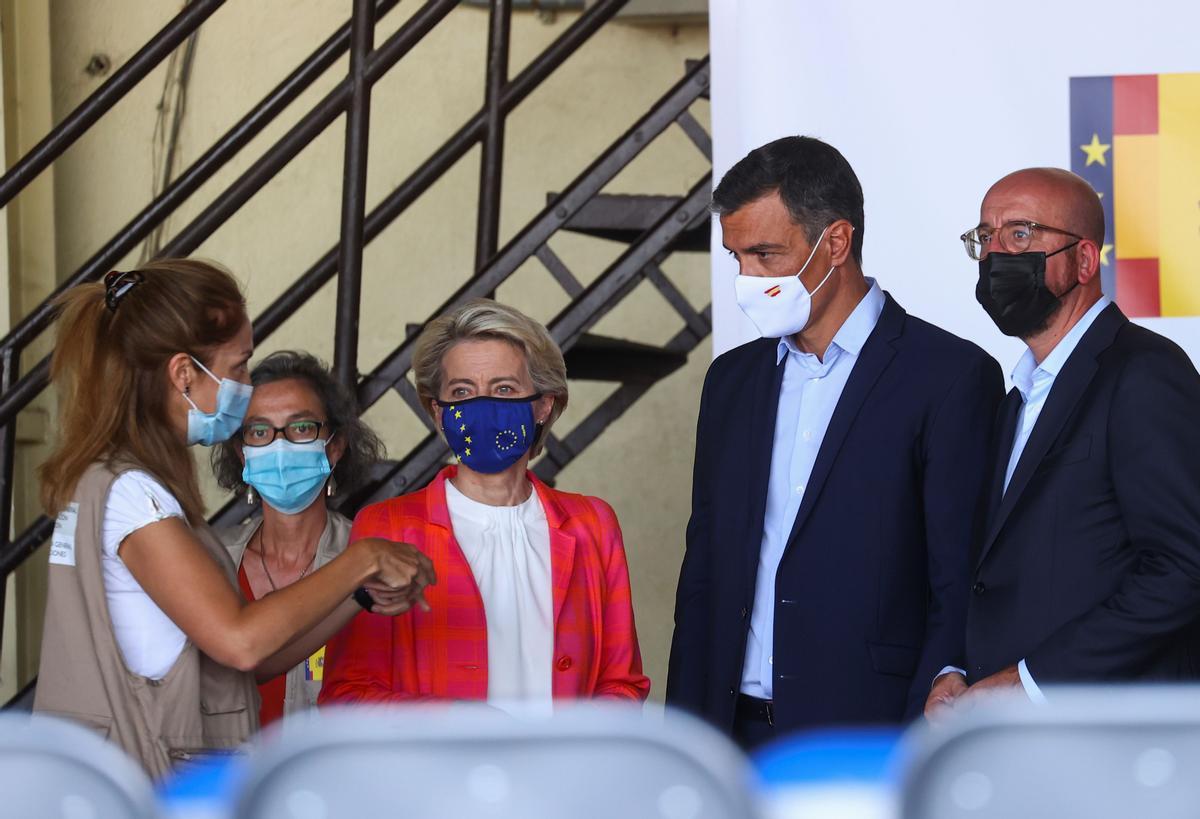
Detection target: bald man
<box><xmin>925</xmin><ymin>168</ymin><xmax>1200</xmax><ymax>719</ymax></box>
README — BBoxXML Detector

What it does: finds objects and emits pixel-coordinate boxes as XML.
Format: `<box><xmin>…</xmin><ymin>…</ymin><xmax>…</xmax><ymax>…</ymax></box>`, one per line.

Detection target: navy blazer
<box><xmin>667</xmin><ymin>293</ymin><xmax>1004</xmax><ymax>732</ymax></box>
<box><xmin>966</xmin><ymin>303</ymin><xmax>1200</xmax><ymax>683</ymax></box>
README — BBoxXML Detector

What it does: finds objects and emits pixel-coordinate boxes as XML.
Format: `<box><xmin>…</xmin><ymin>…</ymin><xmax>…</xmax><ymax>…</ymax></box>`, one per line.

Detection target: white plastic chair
<box><xmin>900</xmin><ymin>686</ymin><xmax>1200</xmax><ymax>819</ymax></box>
<box><xmin>0</xmin><ymin>711</ymin><xmax>159</xmax><ymax>819</ymax></box>
<box><xmin>235</xmin><ymin>703</ymin><xmax>761</xmax><ymax>819</ymax></box>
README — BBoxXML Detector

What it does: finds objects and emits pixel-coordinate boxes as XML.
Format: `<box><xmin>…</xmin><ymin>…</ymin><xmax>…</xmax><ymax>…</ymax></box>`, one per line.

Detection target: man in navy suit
<box><xmin>666</xmin><ymin>136</ymin><xmax>1004</xmax><ymax>747</ymax></box>
<box><xmin>927</xmin><ymin>168</ymin><xmax>1200</xmax><ymax>717</ymax></box>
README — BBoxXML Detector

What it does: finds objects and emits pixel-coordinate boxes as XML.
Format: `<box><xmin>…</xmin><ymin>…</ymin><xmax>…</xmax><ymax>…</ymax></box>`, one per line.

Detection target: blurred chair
<box><xmin>0</xmin><ymin>712</ymin><xmax>158</xmax><ymax>819</ymax></box>
<box><xmin>234</xmin><ymin>704</ymin><xmax>760</xmax><ymax>819</ymax></box>
<box><xmin>900</xmin><ymin>686</ymin><xmax>1200</xmax><ymax>819</ymax></box>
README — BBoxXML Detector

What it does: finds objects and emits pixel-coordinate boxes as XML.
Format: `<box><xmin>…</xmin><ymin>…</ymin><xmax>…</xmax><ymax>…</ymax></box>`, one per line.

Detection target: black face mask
<box><xmin>975</xmin><ymin>243</ymin><xmax>1080</xmax><ymax>338</ymax></box>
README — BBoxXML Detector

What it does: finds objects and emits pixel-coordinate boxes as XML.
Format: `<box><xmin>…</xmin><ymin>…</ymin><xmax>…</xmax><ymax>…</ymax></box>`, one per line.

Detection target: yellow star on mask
<box><xmin>454</xmin><ymin>410</ymin><xmax>462</xmax><ymax>420</ymax></box>
<box><xmin>464</xmin><ymin>448</ymin><xmax>471</xmax><ymax>457</ymax></box>
<box><xmin>1100</xmin><ymin>243</ymin><xmax>1113</xmax><ymax>266</ymax></box>
<box><xmin>1080</xmin><ymin>133</ymin><xmax>1111</xmax><ymax>167</ymax></box>
<box><xmin>465</xmin><ymin>436</ymin><xmax>472</xmax><ymax>444</ymax></box>
<box><xmin>459</xmin><ymin>424</ymin><xmax>466</xmax><ymax>432</ymax></box>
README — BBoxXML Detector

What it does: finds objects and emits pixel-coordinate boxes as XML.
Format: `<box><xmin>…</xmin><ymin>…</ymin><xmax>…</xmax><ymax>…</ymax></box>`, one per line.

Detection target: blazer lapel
<box><xmin>972</xmin><ymin>389</ymin><xmax>1021</xmax><ymax>568</ymax></box>
<box><xmin>729</xmin><ymin>341</ymin><xmax>787</xmax><ymax>590</ymax></box>
<box><xmin>977</xmin><ymin>303</ymin><xmax>1127</xmax><ymax>566</ymax></box>
<box><xmin>741</xmin><ymin>342</ymin><xmax>787</xmax><ymax>592</ymax></box>
<box><xmin>988</xmin><ymin>389</ymin><xmax>1023</xmax><ymax>518</ymax></box>
<box><xmin>783</xmin><ymin>294</ymin><xmax>904</xmax><ymax>551</ymax></box>
<box><xmin>532</xmin><ymin>474</ymin><xmax>576</xmax><ymax>625</ymax></box>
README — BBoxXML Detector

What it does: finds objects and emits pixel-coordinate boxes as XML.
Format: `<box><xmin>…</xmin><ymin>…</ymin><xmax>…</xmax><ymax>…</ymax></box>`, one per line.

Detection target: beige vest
<box><xmin>34</xmin><ymin>461</ymin><xmax>259</xmax><ymax>779</ymax></box>
<box><xmin>219</xmin><ymin>510</ymin><xmax>351</xmax><ymax>717</ymax></box>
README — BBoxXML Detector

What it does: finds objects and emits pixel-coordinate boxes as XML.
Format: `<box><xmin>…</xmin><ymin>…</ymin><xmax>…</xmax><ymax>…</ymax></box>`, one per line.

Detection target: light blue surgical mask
<box><xmin>183</xmin><ymin>356</ymin><xmax>253</xmax><ymax>447</ymax></box>
<box><xmin>241</xmin><ymin>437</ymin><xmax>332</xmax><ymax>515</ymax></box>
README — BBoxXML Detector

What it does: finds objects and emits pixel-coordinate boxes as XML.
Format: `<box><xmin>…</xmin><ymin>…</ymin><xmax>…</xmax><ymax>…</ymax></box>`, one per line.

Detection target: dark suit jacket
<box><xmin>666</xmin><ymin>293</ymin><xmax>1004</xmax><ymax>732</ymax></box>
<box><xmin>966</xmin><ymin>303</ymin><xmax>1200</xmax><ymax>683</ymax></box>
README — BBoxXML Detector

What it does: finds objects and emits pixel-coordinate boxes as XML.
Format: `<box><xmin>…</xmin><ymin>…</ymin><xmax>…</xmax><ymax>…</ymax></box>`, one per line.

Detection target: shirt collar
<box><xmin>776</xmin><ymin>278</ymin><xmax>885</xmax><ymax>364</ymax></box>
<box><xmin>1010</xmin><ymin>295</ymin><xmax>1112</xmax><ymax>398</ymax></box>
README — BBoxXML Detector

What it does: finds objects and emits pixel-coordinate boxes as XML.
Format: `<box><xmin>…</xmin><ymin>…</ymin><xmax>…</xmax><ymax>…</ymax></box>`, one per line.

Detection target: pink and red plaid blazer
<box><xmin>319</xmin><ymin>466</ymin><xmax>650</xmax><ymax>704</ymax></box>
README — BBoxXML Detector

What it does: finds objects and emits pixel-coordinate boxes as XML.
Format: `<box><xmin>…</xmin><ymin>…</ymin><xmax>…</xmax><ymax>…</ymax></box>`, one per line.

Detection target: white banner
<box><xmin>709</xmin><ymin>0</ymin><xmax>1200</xmax><ymax>372</ymax></box>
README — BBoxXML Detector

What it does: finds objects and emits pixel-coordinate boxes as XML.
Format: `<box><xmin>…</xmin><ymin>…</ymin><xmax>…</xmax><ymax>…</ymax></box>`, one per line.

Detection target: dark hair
<box><xmin>41</xmin><ymin>258</ymin><xmax>246</xmax><ymax>523</ymax></box>
<box><xmin>211</xmin><ymin>351</ymin><xmax>384</xmax><ymax>502</ymax></box>
<box><xmin>711</xmin><ymin>135</ymin><xmax>865</xmax><ymax>265</ymax></box>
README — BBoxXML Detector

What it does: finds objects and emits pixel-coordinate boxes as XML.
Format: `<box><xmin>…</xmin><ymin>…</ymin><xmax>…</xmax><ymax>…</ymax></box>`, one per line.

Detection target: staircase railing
<box><xmin>0</xmin><ymin>0</ymin><xmax>712</xmax><ymax>703</ymax></box>
<box><xmin>0</xmin><ymin>0</ymin><xmax>640</xmax><ymax>581</ymax></box>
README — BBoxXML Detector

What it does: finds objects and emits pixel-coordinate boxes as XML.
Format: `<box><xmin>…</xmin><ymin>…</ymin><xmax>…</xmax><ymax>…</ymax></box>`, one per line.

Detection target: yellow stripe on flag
<box><xmin>1158</xmin><ymin>73</ymin><xmax>1200</xmax><ymax>316</ymax></box>
<box><xmin>1113</xmin><ymin>134</ymin><xmax>1158</xmax><ymax>259</ymax></box>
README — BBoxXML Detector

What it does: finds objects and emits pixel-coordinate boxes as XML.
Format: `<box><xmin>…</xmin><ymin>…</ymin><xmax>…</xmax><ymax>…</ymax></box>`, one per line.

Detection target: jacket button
<box><xmin>740</xmin><ymin>607</ymin><xmax>748</xmax><ymax>619</ymax></box>
<box><xmin>556</xmin><ymin>656</ymin><xmax>573</xmax><ymax>671</ymax></box>
<box><xmin>973</xmin><ymin>581</ymin><xmax>986</xmax><ymax>595</ymax></box>
<box><xmin>728</xmin><ymin>687</ymin><xmax>735</xmax><ymax>696</ymax></box>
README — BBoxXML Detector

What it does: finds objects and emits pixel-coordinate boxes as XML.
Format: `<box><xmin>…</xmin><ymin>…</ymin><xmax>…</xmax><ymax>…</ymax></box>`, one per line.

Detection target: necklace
<box><xmin>254</xmin><ymin>526</ymin><xmax>315</xmax><ymax>593</ymax></box>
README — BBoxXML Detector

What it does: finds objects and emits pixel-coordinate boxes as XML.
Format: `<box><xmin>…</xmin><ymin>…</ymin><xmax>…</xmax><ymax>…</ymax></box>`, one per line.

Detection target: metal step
<box><xmin>551</xmin><ymin>193</ymin><xmax>711</xmax><ymax>252</ymax></box>
<box><xmin>565</xmin><ymin>333</ymin><xmax>687</xmax><ymax>384</ymax></box>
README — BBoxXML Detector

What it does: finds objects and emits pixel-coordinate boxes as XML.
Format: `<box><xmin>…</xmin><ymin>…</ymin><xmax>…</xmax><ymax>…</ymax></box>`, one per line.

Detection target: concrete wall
<box><xmin>1</xmin><ymin>0</ymin><xmax>61</xmax><ymax>700</ymax></box>
<box><xmin>1</xmin><ymin>1</ymin><xmax>710</xmax><ymax>702</ymax></box>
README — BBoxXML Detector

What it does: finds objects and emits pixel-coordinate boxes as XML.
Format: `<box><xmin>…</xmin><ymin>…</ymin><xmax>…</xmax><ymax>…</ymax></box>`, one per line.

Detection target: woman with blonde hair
<box><xmin>320</xmin><ymin>298</ymin><xmax>649</xmax><ymax>712</ymax></box>
<box><xmin>35</xmin><ymin>260</ymin><xmax>433</xmax><ymax>777</ymax></box>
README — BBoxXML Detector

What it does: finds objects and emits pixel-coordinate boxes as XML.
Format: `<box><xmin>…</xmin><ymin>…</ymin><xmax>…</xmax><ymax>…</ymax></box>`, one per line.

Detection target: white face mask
<box><xmin>734</xmin><ymin>225</ymin><xmax>836</xmax><ymax>339</ymax></box>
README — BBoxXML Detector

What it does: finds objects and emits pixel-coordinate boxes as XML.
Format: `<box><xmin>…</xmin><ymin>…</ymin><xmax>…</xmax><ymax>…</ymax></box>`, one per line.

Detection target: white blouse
<box><xmin>444</xmin><ymin>479</ymin><xmax>554</xmax><ymax>716</ymax></box>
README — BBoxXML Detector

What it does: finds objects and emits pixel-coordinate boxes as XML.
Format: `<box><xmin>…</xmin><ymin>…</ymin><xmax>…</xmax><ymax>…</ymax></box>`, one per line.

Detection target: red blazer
<box><xmin>319</xmin><ymin>467</ymin><xmax>650</xmax><ymax>704</ymax></box>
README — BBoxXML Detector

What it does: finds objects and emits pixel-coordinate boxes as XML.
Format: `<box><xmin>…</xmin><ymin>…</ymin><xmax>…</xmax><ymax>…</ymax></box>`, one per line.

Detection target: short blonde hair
<box><xmin>412</xmin><ymin>299</ymin><xmax>568</xmax><ymax>457</ymax></box>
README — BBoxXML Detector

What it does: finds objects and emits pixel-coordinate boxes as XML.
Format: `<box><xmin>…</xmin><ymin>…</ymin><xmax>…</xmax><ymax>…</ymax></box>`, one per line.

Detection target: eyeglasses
<box><xmin>959</xmin><ymin>220</ymin><xmax>1082</xmax><ymax>261</ymax></box>
<box><xmin>240</xmin><ymin>420</ymin><xmax>330</xmax><ymax>447</ymax></box>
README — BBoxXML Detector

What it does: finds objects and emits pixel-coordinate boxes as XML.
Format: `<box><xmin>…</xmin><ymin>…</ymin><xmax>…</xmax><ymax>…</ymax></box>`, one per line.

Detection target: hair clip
<box><xmin>103</xmin><ymin>270</ymin><xmax>144</xmax><ymax>312</ymax></box>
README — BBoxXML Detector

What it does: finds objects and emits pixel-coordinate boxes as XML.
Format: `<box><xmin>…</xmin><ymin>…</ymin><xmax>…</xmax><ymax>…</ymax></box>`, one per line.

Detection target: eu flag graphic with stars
<box><xmin>1070</xmin><ymin>73</ymin><xmax>1200</xmax><ymax>317</ymax></box>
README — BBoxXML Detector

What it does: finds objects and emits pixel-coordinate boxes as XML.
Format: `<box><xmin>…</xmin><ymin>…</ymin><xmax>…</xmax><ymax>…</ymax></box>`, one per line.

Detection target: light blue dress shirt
<box><xmin>741</xmin><ymin>279</ymin><xmax>885</xmax><ymax>699</ymax></box>
<box><xmin>1005</xmin><ymin>295</ymin><xmax>1111</xmax><ymax>702</ymax></box>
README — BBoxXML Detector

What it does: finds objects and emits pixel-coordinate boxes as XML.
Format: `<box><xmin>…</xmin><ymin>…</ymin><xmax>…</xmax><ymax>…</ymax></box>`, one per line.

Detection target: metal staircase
<box><xmin>0</xmin><ymin>0</ymin><xmax>711</xmax><ymax>705</ymax></box>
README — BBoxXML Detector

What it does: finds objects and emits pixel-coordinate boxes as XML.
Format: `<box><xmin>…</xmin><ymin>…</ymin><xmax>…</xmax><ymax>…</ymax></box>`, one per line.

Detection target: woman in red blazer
<box><xmin>319</xmin><ymin>299</ymin><xmax>649</xmax><ymax>708</ymax></box>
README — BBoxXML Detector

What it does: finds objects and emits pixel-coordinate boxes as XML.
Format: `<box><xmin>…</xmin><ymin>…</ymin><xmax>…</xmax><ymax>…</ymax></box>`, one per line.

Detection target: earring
<box><xmin>326</xmin><ymin>476</ymin><xmax>337</xmax><ymax>498</ymax></box>
<box><xmin>245</xmin><ymin>485</ymin><xmax>257</xmax><ymax>506</ymax></box>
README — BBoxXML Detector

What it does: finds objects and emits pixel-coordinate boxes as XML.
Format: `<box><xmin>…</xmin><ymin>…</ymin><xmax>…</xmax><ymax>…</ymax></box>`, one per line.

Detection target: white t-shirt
<box><xmin>444</xmin><ymin>480</ymin><xmax>554</xmax><ymax>717</ymax></box>
<box><xmin>101</xmin><ymin>471</ymin><xmax>188</xmax><ymax>680</ymax></box>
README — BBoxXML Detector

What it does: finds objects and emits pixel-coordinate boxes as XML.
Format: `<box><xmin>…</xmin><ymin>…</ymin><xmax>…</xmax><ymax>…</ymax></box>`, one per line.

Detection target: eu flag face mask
<box><xmin>242</xmin><ymin>437</ymin><xmax>332</xmax><ymax>515</ymax></box>
<box><xmin>437</xmin><ymin>394</ymin><xmax>542</xmax><ymax>474</ymax></box>
<box><xmin>183</xmin><ymin>357</ymin><xmax>253</xmax><ymax>447</ymax></box>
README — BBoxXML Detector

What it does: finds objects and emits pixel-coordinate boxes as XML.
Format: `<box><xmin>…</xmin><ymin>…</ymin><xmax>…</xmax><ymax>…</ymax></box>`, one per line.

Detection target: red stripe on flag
<box><xmin>1116</xmin><ymin>257</ymin><xmax>1160</xmax><ymax>317</ymax></box>
<box><xmin>1113</xmin><ymin>74</ymin><xmax>1158</xmax><ymax>135</ymax></box>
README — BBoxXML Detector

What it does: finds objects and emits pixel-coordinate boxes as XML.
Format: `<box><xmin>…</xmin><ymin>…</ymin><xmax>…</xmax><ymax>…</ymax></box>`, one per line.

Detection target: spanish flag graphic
<box><xmin>1070</xmin><ymin>73</ymin><xmax>1200</xmax><ymax>317</ymax></box>
<box><xmin>764</xmin><ymin>284</ymin><xmax>782</xmax><ymax>298</ymax></box>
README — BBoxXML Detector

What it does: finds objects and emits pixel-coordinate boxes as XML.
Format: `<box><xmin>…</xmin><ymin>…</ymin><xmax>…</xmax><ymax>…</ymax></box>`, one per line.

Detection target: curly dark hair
<box><xmin>211</xmin><ymin>350</ymin><xmax>384</xmax><ymax>503</ymax></box>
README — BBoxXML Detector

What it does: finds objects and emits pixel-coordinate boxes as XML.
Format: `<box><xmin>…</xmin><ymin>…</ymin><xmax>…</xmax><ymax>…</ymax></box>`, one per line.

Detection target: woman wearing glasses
<box><xmin>212</xmin><ymin>351</ymin><xmax>390</xmax><ymax>727</ymax></box>
<box><xmin>319</xmin><ymin>299</ymin><xmax>650</xmax><ymax>713</ymax></box>
<box><xmin>34</xmin><ymin>261</ymin><xmax>434</xmax><ymax>778</ymax></box>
